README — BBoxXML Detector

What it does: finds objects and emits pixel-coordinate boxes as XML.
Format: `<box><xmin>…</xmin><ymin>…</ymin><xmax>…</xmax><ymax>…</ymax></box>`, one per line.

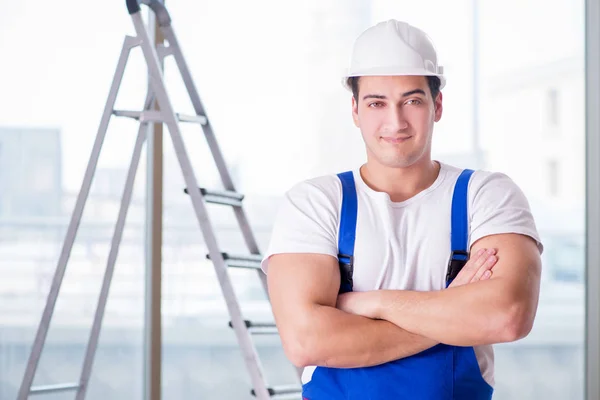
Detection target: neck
<box><xmin>360</xmin><ymin>158</ymin><xmax>441</xmax><ymax>202</ymax></box>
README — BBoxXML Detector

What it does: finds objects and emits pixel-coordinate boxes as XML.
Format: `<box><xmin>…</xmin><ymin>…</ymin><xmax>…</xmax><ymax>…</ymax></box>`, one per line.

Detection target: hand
<box><xmin>449</xmin><ymin>248</ymin><xmax>498</xmax><ymax>288</ymax></box>
<box><xmin>336</xmin><ymin>291</ymin><xmax>380</xmax><ymax>319</ymax></box>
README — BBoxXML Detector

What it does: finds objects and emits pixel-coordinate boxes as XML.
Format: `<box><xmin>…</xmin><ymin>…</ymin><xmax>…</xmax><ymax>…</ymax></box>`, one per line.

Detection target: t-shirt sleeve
<box><xmin>260</xmin><ymin>180</ymin><xmax>340</xmax><ymax>274</ymax></box>
<box><xmin>469</xmin><ymin>171</ymin><xmax>544</xmax><ymax>254</ymax></box>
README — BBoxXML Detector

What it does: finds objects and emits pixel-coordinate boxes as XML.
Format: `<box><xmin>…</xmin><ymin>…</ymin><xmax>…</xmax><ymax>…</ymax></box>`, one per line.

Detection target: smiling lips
<box><xmin>381</xmin><ymin>136</ymin><xmax>412</xmax><ymax>144</ymax></box>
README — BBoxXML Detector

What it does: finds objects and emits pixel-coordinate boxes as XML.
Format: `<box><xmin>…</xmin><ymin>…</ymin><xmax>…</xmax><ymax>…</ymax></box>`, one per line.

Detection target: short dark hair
<box><xmin>347</xmin><ymin>75</ymin><xmax>441</xmax><ymax>103</ymax></box>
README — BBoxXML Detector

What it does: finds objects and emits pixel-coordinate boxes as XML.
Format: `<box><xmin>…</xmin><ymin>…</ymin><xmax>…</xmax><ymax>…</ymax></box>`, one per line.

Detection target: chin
<box><xmin>378</xmin><ymin>157</ymin><xmax>416</xmax><ymax>169</ymax></box>
<box><xmin>373</xmin><ymin>150</ymin><xmax>415</xmax><ymax>167</ymax></box>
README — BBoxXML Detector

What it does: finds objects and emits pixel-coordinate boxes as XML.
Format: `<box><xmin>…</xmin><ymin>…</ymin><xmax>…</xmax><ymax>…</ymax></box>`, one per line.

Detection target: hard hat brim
<box><xmin>342</xmin><ymin>66</ymin><xmax>446</xmax><ymax>91</ymax></box>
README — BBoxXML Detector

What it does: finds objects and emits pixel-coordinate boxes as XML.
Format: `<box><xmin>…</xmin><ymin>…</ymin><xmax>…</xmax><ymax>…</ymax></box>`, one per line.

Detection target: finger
<box><xmin>473</xmin><ymin>248</ymin><xmax>496</xmax><ymax>271</ymax></box>
<box><xmin>452</xmin><ymin>248</ymin><xmax>486</xmax><ymax>286</ymax></box>
<box><xmin>462</xmin><ymin>248</ymin><xmax>491</xmax><ymax>282</ymax></box>
<box><xmin>471</xmin><ymin>266</ymin><xmax>494</xmax><ymax>283</ymax></box>
<box><xmin>463</xmin><ymin>248</ymin><xmax>494</xmax><ymax>283</ymax></box>
<box><xmin>480</xmin><ymin>270</ymin><xmax>493</xmax><ymax>280</ymax></box>
<box><xmin>465</xmin><ymin>248</ymin><xmax>488</xmax><ymax>273</ymax></box>
<box><xmin>472</xmin><ymin>253</ymin><xmax>498</xmax><ymax>282</ymax></box>
<box><xmin>474</xmin><ymin>250</ymin><xmax>497</xmax><ymax>277</ymax></box>
<box><xmin>472</xmin><ymin>248</ymin><xmax>495</xmax><ymax>269</ymax></box>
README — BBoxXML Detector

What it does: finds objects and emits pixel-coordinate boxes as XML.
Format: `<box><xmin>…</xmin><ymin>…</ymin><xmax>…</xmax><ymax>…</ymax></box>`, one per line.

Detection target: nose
<box><xmin>386</xmin><ymin>106</ymin><xmax>409</xmax><ymax>132</ymax></box>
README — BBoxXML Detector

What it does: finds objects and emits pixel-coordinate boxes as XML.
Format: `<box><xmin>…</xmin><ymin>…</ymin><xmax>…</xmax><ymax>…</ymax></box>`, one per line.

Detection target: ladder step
<box><xmin>251</xmin><ymin>384</ymin><xmax>302</xmax><ymax>397</ymax></box>
<box><xmin>112</xmin><ymin>110</ymin><xmax>144</xmax><ymax>120</ymax></box>
<box><xmin>175</xmin><ymin>113</ymin><xmax>208</xmax><ymax>125</ymax></box>
<box><xmin>207</xmin><ymin>252</ymin><xmax>262</xmax><ymax>269</ymax></box>
<box><xmin>229</xmin><ymin>319</ymin><xmax>278</xmax><ymax>335</ymax></box>
<box><xmin>184</xmin><ymin>188</ymin><xmax>244</xmax><ymax>207</ymax></box>
<box><xmin>113</xmin><ymin>110</ymin><xmax>207</xmax><ymax>125</ymax></box>
<box><xmin>30</xmin><ymin>383</ymin><xmax>80</xmax><ymax>395</ymax></box>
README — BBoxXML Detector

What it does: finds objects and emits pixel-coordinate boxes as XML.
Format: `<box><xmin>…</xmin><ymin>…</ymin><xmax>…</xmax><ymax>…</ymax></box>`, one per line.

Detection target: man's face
<box><xmin>352</xmin><ymin>75</ymin><xmax>443</xmax><ymax>169</ymax></box>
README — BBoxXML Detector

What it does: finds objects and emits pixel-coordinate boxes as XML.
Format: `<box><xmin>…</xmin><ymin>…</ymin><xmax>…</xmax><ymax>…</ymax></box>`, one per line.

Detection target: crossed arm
<box><xmin>267</xmin><ymin>252</ymin><xmax>438</xmax><ymax>369</ymax></box>
<box><xmin>267</xmin><ymin>233</ymin><xmax>541</xmax><ymax>369</ymax></box>
<box><xmin>336</xmin><ymin>233</ymin><xmax>542</xmax><ymax>347</ymax></box>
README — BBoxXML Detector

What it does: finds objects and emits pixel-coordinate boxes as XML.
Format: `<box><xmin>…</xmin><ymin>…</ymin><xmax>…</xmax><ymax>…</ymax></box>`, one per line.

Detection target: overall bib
<box><xmin>302</xmin><ymin>169</ymin><xmax>494</xmax><ymax>400</ymax></box>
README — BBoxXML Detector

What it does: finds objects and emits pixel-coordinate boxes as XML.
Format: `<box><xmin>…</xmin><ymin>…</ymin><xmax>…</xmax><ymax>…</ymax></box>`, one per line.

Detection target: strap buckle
<box><xmin>446</xmin><ymin>250</ymin><xmax>469</xmax><ymax>282</ymax></box>
<box><xmin>338</xmin><ymin>253</ymin><xmax>354</xmax><ymax>293</ymax></box>
<box><xmin>338</xmin><ymin>253</ymin><xmax>354</xmax><ymax>266</ymax></box>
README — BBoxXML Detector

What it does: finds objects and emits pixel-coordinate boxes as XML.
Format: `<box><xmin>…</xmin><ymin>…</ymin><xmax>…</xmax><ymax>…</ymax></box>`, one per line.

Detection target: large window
<box><xmin>479</xmin><ymin>1</ymin><xmax>585</xmax><ymax>395</ymax></box>
<box><xmin>0</xmin><ymin>3</ymin><xmax>145</xmax><ymax>399</ymax></box>
<box><xmin>0</xmin><ymin>1</ymin><xmax>586</xmax><ymax>399</ymax></box>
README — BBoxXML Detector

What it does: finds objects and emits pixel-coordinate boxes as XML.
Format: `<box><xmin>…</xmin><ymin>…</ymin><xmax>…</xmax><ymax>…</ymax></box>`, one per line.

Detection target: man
<box><xmin>260</xmin><ymin>19</ymin><xmax>543</xmax><ymax>399</ymax></box>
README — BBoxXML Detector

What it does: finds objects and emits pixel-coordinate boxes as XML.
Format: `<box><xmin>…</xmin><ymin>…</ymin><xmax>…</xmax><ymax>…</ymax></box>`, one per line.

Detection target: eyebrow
<box><xmin>362</xmin><ymin>89</ymin><xmax>427</xmax><ymax>101</ymax></box>
<box><xmin>402</xmin><ymin>89</ymin><xmax>427</xmax><ymax>97</ymax></box>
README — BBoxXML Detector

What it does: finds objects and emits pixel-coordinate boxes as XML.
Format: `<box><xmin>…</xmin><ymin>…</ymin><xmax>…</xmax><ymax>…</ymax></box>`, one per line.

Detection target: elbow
<box><xmin>279</xmin><ymin>322</ymin><xmax>319</xmax><ymax>368</ymax></box>
<box><xmin>282</xmin><ymin>335</ymin><xmax>313</xmax><ymax>368</ymax></box>
<box><xmin>496</xmin><ymin>302</ymin><xmax>535</xmax><ymax>343</ymax></box>
<box><xmin>283</xmin><ymin>340</ymin><xmax>313</xmax><ymax>368</ymax></box>
<box><xmin>277</xmin><ymin>303</ymin><xmax>336</xmax><ymax>367</ymax></box>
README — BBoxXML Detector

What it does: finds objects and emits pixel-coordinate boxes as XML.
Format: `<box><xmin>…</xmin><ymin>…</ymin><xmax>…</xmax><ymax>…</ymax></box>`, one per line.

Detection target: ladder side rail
<box><xmin>76</xmin><ymin>116</ymin><xmax>151</xmax><ymax>400</ymax></box>
<box><xmin>16</xmin><ymin>35</ymin><xmax>140</xmax><ymax>400</ymax></box>
<box><xmin>129</xmin><ymin>9</ymin><xmax>273</xmax><ymax>400</ymax></box>
<box><xmin>161</xmin><ymin>24</ymin><xmax>269</xmax><ymax>293</ymax></box>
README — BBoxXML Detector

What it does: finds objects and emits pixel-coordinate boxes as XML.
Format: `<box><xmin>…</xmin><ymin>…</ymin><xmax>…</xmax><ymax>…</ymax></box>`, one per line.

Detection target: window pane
<box><xmin>0</xmin><ymin>2</ymin><xmax>144</xmax><ymax>399</ymax></box>
<box><xmin>480</xmin><ymin>0</ymin><xmax>585</xmax><ymax>398</ymax></box>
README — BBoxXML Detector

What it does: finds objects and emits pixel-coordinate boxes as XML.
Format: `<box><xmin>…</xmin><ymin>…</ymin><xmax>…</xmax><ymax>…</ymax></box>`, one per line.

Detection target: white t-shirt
<box><xmin>261</xmin><ymin>161</ymin><xmax>543</xmax><ymax>387</ymax></box>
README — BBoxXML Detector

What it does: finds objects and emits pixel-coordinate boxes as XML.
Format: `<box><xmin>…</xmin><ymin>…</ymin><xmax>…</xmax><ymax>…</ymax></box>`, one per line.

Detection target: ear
<box><xmin>352</xmin><ymin>96</ymin><xmax>360</xmax><ymax>127</ymax></box>
<box><xmin>434</xmin><ymin>92</ymin><xmax>443</xmax><ymax>122</ymax></box>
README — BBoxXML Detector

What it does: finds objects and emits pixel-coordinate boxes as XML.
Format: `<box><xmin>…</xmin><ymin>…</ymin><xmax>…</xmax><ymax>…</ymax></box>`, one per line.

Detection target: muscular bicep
<box><xmin>467</xmin><ymin>171</ymin><xmax>542</xmax><ymax>295</ymax></box>
<box><xmin>471</xmin><ymin>233</ymin><xmax>541</xmax><ymax>286</ymax></box>
<box><xmin>267</xmin><ymin>253</ymin><xmax>340</xmax><ymax>341</ymax></box>
<box><xmin>268</xmin><ymin>253</ymin><xmax>340</xmax><ymax>309</ymax></box>
<box><xmin>470</xmin><ymin>233</ymin><xmax>542</xmax><ymax>336</ymax></box>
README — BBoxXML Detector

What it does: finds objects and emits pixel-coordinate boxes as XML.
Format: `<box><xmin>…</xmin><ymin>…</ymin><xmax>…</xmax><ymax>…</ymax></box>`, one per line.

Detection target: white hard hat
<box><xmin>343</xmin><ymin>20</ymin><xmax>446</xmax><ymax>90</ymax></box>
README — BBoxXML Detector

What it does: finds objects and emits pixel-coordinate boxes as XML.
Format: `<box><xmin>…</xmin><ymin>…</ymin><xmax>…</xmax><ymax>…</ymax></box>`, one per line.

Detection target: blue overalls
<box><xmin>301</xmin><ymin>169</ymin><xmax>494</xmax><ymax>400</ymax></box>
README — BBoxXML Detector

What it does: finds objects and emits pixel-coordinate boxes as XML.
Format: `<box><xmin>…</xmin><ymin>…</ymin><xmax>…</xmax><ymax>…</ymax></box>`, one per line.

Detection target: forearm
<box><xmin>289</xmin><ymin>304</ymin><xmax>437</xmax><ymax>369</ymax></box>
<box><xmin>375</xmin><ymin>279</ymin><xmax>529</xmax><ymax>346</ymax></box>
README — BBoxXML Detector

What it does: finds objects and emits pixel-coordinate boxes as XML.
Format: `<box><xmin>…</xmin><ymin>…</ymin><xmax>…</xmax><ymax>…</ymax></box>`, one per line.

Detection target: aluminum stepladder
<box><xmin>16</xmin><ymin>1</ymin><xmax>302</xmax><ymax>399</ymax></box>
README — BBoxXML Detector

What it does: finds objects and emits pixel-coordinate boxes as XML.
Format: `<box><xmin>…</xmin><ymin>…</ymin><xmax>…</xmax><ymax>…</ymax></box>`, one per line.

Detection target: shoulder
<box><xmin>283</xmin><ymin>172</ymin><xmax>344</xmax><ymax>207</ymax></box>
<box><xmin>439</xmin><ymin>162</ymin><xmax>520</xmax><ymax>194</ymax></box>
<box><xmin>261</xmin><ymin>173</ymin><xmax>346</xmax><ymax>273</ymax></box>
<box><xmin>440</xmin><ymin>162</ymin><xmax>533</xmax><ymax>216</ymax></box>
<box><xmin>468</xmin><ymin>169</ymin><xmax>528</xmax><ymax>202</ymax></box>
<box><xmin>470</xmin><ymin>169</ymin><xmax>518</xmax><ymax>187</ymax></box>
<box><xmin>456</xmin><ymin>166</ymin><xmax>544</xmax><ymax>252</ymax></box>
<box><xmin>439</xmin><ymin>162</ymin><xmax>524</xmax><ymax>197</ymax></box>
<box><xmin>270</xmin><ymin>172</ymin><xmax>348</xmax><ymax>227</ymax></box>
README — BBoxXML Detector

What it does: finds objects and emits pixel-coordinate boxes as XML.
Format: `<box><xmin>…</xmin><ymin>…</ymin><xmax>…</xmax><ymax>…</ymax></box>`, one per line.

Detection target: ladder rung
<box><xmin>30</xmin><ymin>383</ymin><xmax>80</xmax><ymax>395</ymax></box>
<box><xmin>176</xmin><ymin>113</ymin><xmax>208</xmax><ymax>125</ymax></box>
<box><xmin>248</xmin><ymin>327</ymin><xmax>279</xmax><ymax>335</ymax></box>
<box><xmin>228</xmin><ymin>319</ymin><xmax>278</xmax><ymax>335</ymax></box>
<box><xmin>112</xmin><ymin>110</ymin><xmax>207</xmax><ymax>125</ymax></box>
<box><xmin>246</xmin><ymin>321</ymin><xmax>276</xmax><ymax>329</ymax></box>
<box><xmin>251</xmin><ymin>384</ymin><xmax>302</xmax><ymax>397</ymax></box>
<box><xmin>184</xmin><ymin>188</ymin><xmax>244</xmax><ymax>207</ymax></box>
<box><xmin>270</xmin><ymin>394</ymin><xmax>302</xmax><ymax>400</ymax></box>
<box><xmin>207</xmin><ymin>252</ymin><xmax>262</xmax><ymax>269</ymax></box>
<box><xmin>112</xmin><ymin>110</ymin><xmax>143</xmax><ymax>119</ymax></box>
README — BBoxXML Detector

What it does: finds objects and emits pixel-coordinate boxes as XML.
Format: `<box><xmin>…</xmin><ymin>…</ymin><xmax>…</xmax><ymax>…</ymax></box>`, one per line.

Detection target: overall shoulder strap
<box><xmin>446</xmin><ymin>169</ymin><xmax>475</xmax><ymax>286</ymax></box>
<box><xmin>337</xmin><ymin>171</ymin><xmax>358</xmax><ymax>293</ymax></box>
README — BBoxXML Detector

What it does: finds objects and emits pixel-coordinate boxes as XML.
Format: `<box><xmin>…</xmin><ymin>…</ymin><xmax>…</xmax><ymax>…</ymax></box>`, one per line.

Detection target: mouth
<box><xmin>381</xmin><ymin>136</ymin><xmax>412</xmax><ymax>144</ymax></box>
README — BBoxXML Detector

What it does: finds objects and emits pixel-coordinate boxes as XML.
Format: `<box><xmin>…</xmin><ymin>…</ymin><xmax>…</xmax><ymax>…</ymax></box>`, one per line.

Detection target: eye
<box><xmin>368</xmin><ymin>102</ymin><xmax>384</xmax><ymax>108</ymax></box>
<box><xmin>406</xmin><ymin>99</ymin><xmax>422</xmax><ymax>105</ymax></box>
